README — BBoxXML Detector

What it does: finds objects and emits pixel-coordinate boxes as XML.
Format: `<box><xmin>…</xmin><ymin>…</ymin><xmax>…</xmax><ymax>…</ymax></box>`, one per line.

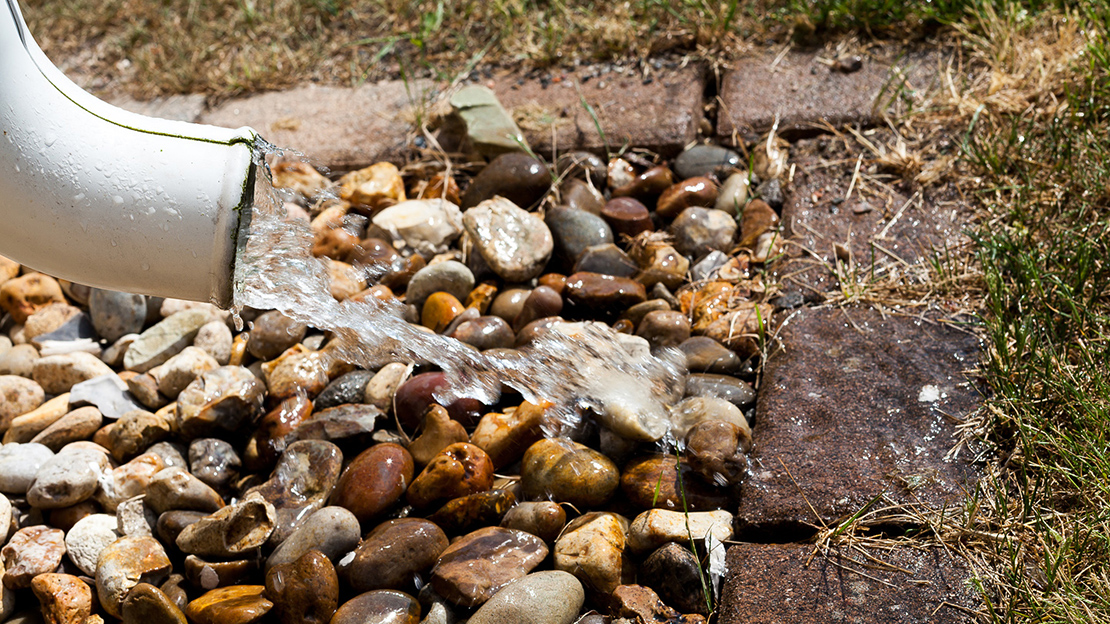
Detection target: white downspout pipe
<box><xmin>0</xmin><ymin>0</ymin><xmax>258</xmax><ymax>307</ymax></box>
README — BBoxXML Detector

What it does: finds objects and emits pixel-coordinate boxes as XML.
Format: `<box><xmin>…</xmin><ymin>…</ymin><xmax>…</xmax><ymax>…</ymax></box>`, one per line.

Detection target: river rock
<box><xmin>470</xmin><ymin>400</ymin><xmax>548</xmax><ymax>469</ymax></box>
<box><xmin>266</xmin><ymin>506</ymin><xmax>360</xmax><ymax>570</ymax></box>
<box><xmin>500</xmin><ymin>501</ymin><xmax>566</xmax><ymax>544</ymax></box>
<box><xmin>246</xmin><ymin>440</ymin><xmax>343</xmax><ymax>545</ymax></box>
<box><xmin>393</xmin><ymin>371</ymin><xmax>491</xmax><ymax>431</ymax></box>
<box><xmin>287</xmin><ymin>402</ymin><xmax>383</xmax><ymax>444</ymax></box>
<box><xmin>184</xmin><ymin>555</ymin><xmax>259</xmax><ymax>590</ymax></box>
<box><xmin>0</xmin><ymin>375</ymin><xmax>44</xmax><ymax>429</ymax></box>
<box><xmin>572</xmin><ymin>243</ymin><xmax>638</xmax><ymax>279</ymax></box>
<box><xmin>656</xmin><ymin>177</ymin><xmax>719</xmax><ymax>220</ymax></box>
<box><xmin>0</xmin><ymin>494</ymin><xmax>10</xmax><ymax>544</ymax></box>
<box><xmin>1</xmin><ymin>526</ymin><xmax>66</xmax><ymax>588</ymax></box>
<box><xmin>0</xmin><ymin>343</ymin><xmax>40</xmax><ymax>377</ymax></box>
<box><xmin>117</xmin><ymin>496</ymin><xmax>157</xmax><ymax>536</ymax></box>
<box><xmin>448</xmin><ymin>315</ymin><xmax>515</xmax><ymax>350</ymax></box>
<box><xmin>427</xmin><ymin>489</ymin><xmax>516</xmax><ymax>535</ymax></box>
<box><xmin>640</xmin><ymin>542</ymin><xmax>708</xmax><ymax>614</ymax></box>
<box><xmin>0</xmin><ymin>443</ymin><xmax>55</xmax><ymax>493</ymax></box>
<box><xmin>677</xmin><ymin>337</ymin><xmax>743</xmax><ymax>375</ymax></box>
<box><xmin>431</xmin><ymin>526</ymin><xmax>548</xmax><ymax>606</ymax></box>
<box><xmin>405</xmin><ymin>261</ymin><xmax>475</xmax><ymax>310</ymax></box>
<box><xmin>715</xmin><ymin>171</ymin><xmax>750</xmax><ymax>215</ymax></box>
<box><xmin>406</xmin><ymin>442</ymin><xmax>494</xmax><ymax>509</ymax></box>
<box><xmin>345</xmin><ymin>518</ymin><xmax>448</xmax><ymax>592</ymax></box>
<box><xmin>31</xmin><ymin>352</ymin><xmax>114</xmax><ymax>394</ymax></box>
<box><xmin>461</xmin><ymin>152</ymin><xmax>550</xmax><ymax>209</ymax></box>
<box><xmin>363</xmin><ymin>362</ymin><xmax>409</xmax><ymax>411</ymax></box>
<box><xmin>553</xmin><ymin>512</ymin><xmax>632</xmax><ymax>593</ymax></box>
<box><xmin>463</xmin><ymin>198</ymin><xmax>553</xmax><ymax>282</ymax></box>
<box><xmin>545</xmin><ymin>207</ymin><xmax>613</xmax><ymax>265</ymax></box>
<box><xmin>89</xmin><ymin>290</ymin><xmax>147</xmax><ymax>344</ymax></box>
<box><xmin>620</xmin><ymin>455</ymin><xmax>731</xmax><ymax>511</ymax></box>
<box><xmin>71</xmin><ymin>372</ymin><xmax>145</xmax><ymax>419</ymax></box>
<box><xmin>0</xmin><ymin>273</ymin><xmax>66</xmax><ymax>324</ymax></box>
<box><xmin>30</xmin><ymin>573</ymin><xmax>91</xmax><ymax>624</ymax></box>
<box><xmin>467</xmin><ymin>570</ymin><xmax>584</xmax><ymax>624</ymax></box>
<box><xmin>670</xmin><ymin>207</ymin><xmax>737</xmax><ymax>259</ymax></box>
<box><xmin>601</xmin><ymin>197</ymin><xmax>654</xmax><ymax>239</ymax></box>
<box><xmin>4</xmin><ymin>392</ymin><xmax>68</xmax><ymax>443</ymax></box>
<box><xmin>521</xmin><ymin>438</ymin><xmax>619</xmax><ymax>508</ymax></box>
<box><xmin>330</xmin><ymin>590</ymin><xmax>420</xmax><ymax>624</ymax></box>
<box><xmin>194</xmin><ymin>321</ymin><xmax>233</xmax><ymax>366</ymax></box>
<box><xmin>611</xmin><ymin>584</ymin><xmax>700</xmax><ymax>624</ymax></box>
<box><xmin>188</xmin><ymin>438</ymin><xmax>241</xmax><ymax>491</ymax></box>
<box><xmin>246</xmin><ymin>311</ymin><xmax>306</xmax><ymax>361</ymax></box>
<box><xmin>123</xmin><ymin>309</ymin><xmax>211</xmax><ymax>373</ymax></box>
<box><xmin>185</xmin><ymin>586</ymin><xmax>273</xmax><ymax>624</ymax></box>
<box><xmin>421</xmin><ymin>292</ymin><xmax>464</xmax><ymax>333</ymax></box>
<box><xmin>627</xmin><ymin>509</ymin><xmax>734</xmax><ymax>553</ymax></box>
<box><xmin>408</xmin><ymin>405</ymin><xmax>468</xmax><ymax>466</ymax></box>
<box><xmin>176</xmin><ymin>497</ymin><xmax>276</xmax><ymax>557</ymax></box>
<box><xmin>488</xmin><ymin>288</ymin><xmax>530</xmax><ymax>321</ymax></box>
<box><xmin>372</xmin><ymin>199</ymin><xmax>464</xmax><ymax>257</ymax></box>
<box><xmin>314</xmin><ymin>370</ymin><xmax>374</xmax><ymax>411</ymax></box>
<box><xmin>339</xmin><ymin>162</ymin><xmax>405</xmax><ymax>210</ymax></box>
<box><xmin>176</xmin><ymin>366</ymin><xmax>266</xmax><ymax>438</ymax></box>
<box><xmin>636</xmin><ymin>310</ymin><xmax>690</xmax><ymax>348</ymax></box>
<box><xmin>125</xmin><ymin>373</ymin><xmax>167</xmax><ymax>410</ymax></box>
<box><xmin>265</xmin><ymin>550</ymin><xmax>338</xmax><ymax>624</ymax></box>
<box><xmin>562</xmin><ymin>177</ymin><xmax>606</xmax><ymax>214</ymax></box>
<box><xmin>674</xmin><ymin>144</ymin><xmax>741</xmax><ymax>179</ymax></box>
<box><xmin>146</xmin><ymin>468</ymin><xmax>224</xmax><ymax>514</ymax></box>
<box><xmin>331</xmin><ymin>443</ymin><xmax>413</xmax><ymax>523</ymax></box>
<box><xmin>261</xmin><ymin>345</ymin><xmax>330</xmax><ymax>401</ymax></box>
<box><xmin>27</xmin><ymin>448</ymin><xmax>109</xmax><ymax>509</ymax></box>
<box><xmin>154</xmin><ymin>346</ymin><xmax>219</xmax><ymax>398</ymax></box>
<box><xmin>555</xmin><ymin>151</ymin><xmax>607</xmax><ymax>184</ymax></box>
<box><xmin>107</xmin><ymin>409</ymin><xmax>173</xmax><ymax>460</ymax></box>
<box><xmin>95</xmin><ymin>452</ymin><xmax>165</xmax><ymax>511</ymax></box>
<box><xmin>156</xmin><ymin>510</ymin><xmax>207</xmax><ymax>545</ymax></box>
<box><xmin>684</xmin><ymin>373</ymin><xmax>755</xmax><ymax>408</ymax></box>
<box><xmin>121</xmin><ymin>583</ymin><xmax>188</xmax><ymax>624</ymax></box>
<box><xmin>669</xmin><ymin>396</ymin><xmax>751</xmax><ymax>439</ymax></box>
<box><xmin>612</xmin><ymin>165</ymin><xmax>674</xmax><ymax>200</ymax></box>
<box><xmin>685</xmin><ymin>420</ymin><xmax>751</xmax><ymax>485</ymax></box>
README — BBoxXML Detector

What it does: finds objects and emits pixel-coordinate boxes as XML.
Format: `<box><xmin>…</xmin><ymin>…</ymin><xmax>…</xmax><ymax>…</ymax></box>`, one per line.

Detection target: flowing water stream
<box><xmin>232</xmin><ymin>147</ymin><xmax>687</xmax><ymax>443</ymax></box>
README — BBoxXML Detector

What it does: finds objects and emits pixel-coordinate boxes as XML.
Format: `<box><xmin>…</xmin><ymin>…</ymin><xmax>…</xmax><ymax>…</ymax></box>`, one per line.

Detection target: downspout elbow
<box><xmin>0</xmin><ymin>0</ymin><xmax>258</xmax><ymax>307</ymax></box>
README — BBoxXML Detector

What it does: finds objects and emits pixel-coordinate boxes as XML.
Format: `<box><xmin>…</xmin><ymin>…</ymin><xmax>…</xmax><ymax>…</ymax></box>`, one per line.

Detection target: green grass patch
<box><xmin>963</xmin><ymin>1</ymin><xmax>1110</xmax><ymax>620</ymax></box>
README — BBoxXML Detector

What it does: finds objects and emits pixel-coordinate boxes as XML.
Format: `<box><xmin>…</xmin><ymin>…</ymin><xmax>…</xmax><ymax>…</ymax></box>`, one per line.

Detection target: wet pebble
<box><xmin>470</xmin><ymin>400</ymin><xmax>548</xmax><ymax>469</ymax></box>
<box><xmin>635</xmin><ymin>310</ymin><xmax>691</xmax><ymax>348</ymax></box>
<box><xmin>600</xmin><ymin>197</ymin><xmax>654</xmax><ymax>239</ymax></box>
<box><xmin>331</xmin><ymin>443</ymin><xmax>413</xmax><ymax>524</ymax></box>
<box><xmin>407</xmin><ymin>442</ymin><xmax>494</xmax><ymax>509</ymax></box>
<box><xmin>499</xmin><ymin>501</ymin><xmax>566</xmax><ymax>545</ymax></box>
<box><xmin>555</xmin><ymin>152</ymin><xmax>607</xmax><ymax>184</ymax></box>
<box><xmin>405</xmin><ymin>261</ymin><xmax>475</xmax><ymax>310</ymax></box>
<box><xmin>245</xmin><ymin>440</ymin><xmax>344</xmax><ymax>541</ymax></box>
<box><xmin>247</xmin><ymin>311</ymin><xmax>307</xmax><ymax>361</ymax></box>
<box><xmin>448</xmin><ymin>315</ymin><xmax>515</xmax><ymax>350</ymax></box>
<box><xmin>1</xmin><ymin>525</ymin><xmax>67</xmax><ymax>588</ymax></box>
<box><xmin>313</xmin><ymin>370</ymin><xmax>373</xmax><ymax>411</ymax></box>
<box><xmin>108</xmin><ymin>409</ymin><xmax>173</xmax><ymax>460</ymax></box>
<box><xmin>345</xmin><ymin>518</ymin><xmax>448</xmax><ymax>592</ymax></box>
<box><xmin>560</xmin><ymin>178</ymin><xmax>605</xmax><ymax>214</ymax></box>
<box><xmin>621</xmin><ymin>455</ymin><xmax>731</xmax><ymax>511</ymax></box>
<box><xmin>431</xmin><ymin>526</ymin><xmax>548</xmax><ymax>606</ymax></box>
<box><xmin>640</xmin><ymin>542</ymin><xmax>709</xmax><ymax>614</ymax></box>
<box><xmin>121</xmin><ymin>583</ymin><xmax>188</xmax><ymax>624</ymax></box>
<box><xmin>674</xmin><ymin>145</ymin><xmax>741</xmax><ymax>179</ymax></box>
<box><xmin>612</xmin><ymin>165</ymin><xmax>674</xmax><ymax>200</ymax></box>
<box><xmin>553</xmin><ymin>512</ymin><xmax>631</xmax><ymax>593</ymax></box>
<box><xmin>670</xmin><ymin>396</ymin><xmax>750</xmax><ymax>439</ymax></box>
<box><xmin>564</xmin><ymin>272</ymin><xmax>647</xmax><ymax>311</ymax></box>
<box><xmin>330</xmin><ymin>590</ymin><xmax>420</xmax><ymax>624</ymax></box>
<box><xmin>184</xmin><ymin>555</ymin><xmax>259</xmax><ymax>590</ymax></box>
<box><xmin>521</xmin><ymin>438</ymin><xmax>619</xmax><ymax>508</ymax></box>
<box><xmin>573</xmin><ymin>243</ymin><xmax>638</xmax><ymax>278</ymax></box>
<box><xmin>185</xmin><ymin>586</ymin><xmax>273</xmax><ymax>624</ymax></box>
<box><xmin>408</xmin><ymin>405</ymin><xmax>468</xmax><ymax>466</ymax></box>
<box><xmin>146</xmin><ymin>467</ymin><xmax>224</xmax><ymax>514</ymax></box>
<box><xmin>393</xmin><ymin>371</ymin><xmax>489</xmax><ymax>430</ymax></box>
<box><xmin>684</xmin><ymin>420</ymin><xmax>751</xmax><ymax>485</ymax></box>
<box><xmin>428</xmin><ymin>489</ymin><xmax>516</xmax><ymax>535</ymax></box>
<box><xmin>463</xmin><ymin>198</ymin><xmax>553</xmax><ymax>282</ymax></box>
<box><xmin>715</xmin><ymin>171</ymin><xmax>750</xmax><ymax>215</ymax></box>
<box><xmin>189</xmin><ymin>438</ymin><xmax>241</xmax><ymax>491</ymax></box>
<box><xmin>670</xmin><ymin>207</ymin><xmax>737</xmax><ymax>259</ymax></box>
<box><xmin>422</xmin><ymin>292</ymin><xmax>464</xmax><ymax>333</ymax></box>
<box><xmin>678</xmin><ymin>337</ymin><xmax>743</xmax><ymax>375</ymax></box>
<box><xmin>266</xmin><ymin>506</ymin><xmax>360</xmax><ymax>570</ymax></box>
<box><xmin>545</xmin><ymin>207</ymin><xmax>613</xmax><ymax>265</ymax></box>
<box><xmin>265</xmin><ymin>550</ymin><xmax>338</xmax><ymax>624</ymax></box>
<box><xmin>467</xmin><ymin>571</ymin><xmax>584</xmax><ymax>624</ymax></box>
<box><xmin>175</xmin><ymin>498</ymin><xmax>276</xmax><ymax>557</ymax></box>
<box><xmin>155</xmin><ymin>346</ymin><xmax>219</xmax><ymax>398</ymax></box>
<box><xmin>176</xmin><ymin>366</ymin><xmax>265</xmax><ymax>438</ymax></box>
<box><xmin>655</xmin><ymin>177</ymin><xmax>719</xmax><ymax>220</ymax></box>
<box><xmin>738</xmin><ymin>198</ymin><xmax>779</xmax><ymax>248</ymax></box>
<box><xmin>461</xmin><ymin>152</ymin><xmax>550</xmax><ymax>209</ymax></box>
<box><xmin>371</xmin><ymin>199</ymin><xmax>463</xmax><ymax>257</ymax></box>
<box><xmin>31</xmin><ymin>573</ymin><xmax>92</xmax><ymax>624</ymax></box>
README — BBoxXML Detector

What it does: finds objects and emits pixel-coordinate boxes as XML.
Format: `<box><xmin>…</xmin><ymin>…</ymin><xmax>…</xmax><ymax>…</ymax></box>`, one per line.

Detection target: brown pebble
<box><xmin>421</xmin><ymin>292</ymin><xmax>464</xmax><ymax>333</ymax></box>
<box><xmin>655</xmin><ymin>177</ymin><xmax>719</xmax><ymax>220</ymax></box>
<box><xmin>31</xmin><ymin>573</ymin><xmax>91</xmax><ymax>624</ymax></box>
<box><xmin>185</xmin><ymin>586</ymin><xmax>273</xmax><ymax>624</ymax></box>
<box><xmin>265</xmin><ymin>550</ymin><xmax>338</xmax><ymax>624</ymax></box>
<box><xmin>601</xmin><ymin>197</ymin><xmax>654</xmax><ymax>239</ymax></box>
<box><xmin>121</xmin><ymin>582</ymin><xmax>188</xmax><ymax>624</ymax></box>
<box><xmin>406</xmin><ymin>443</ymin><xmax>494</xmax><ymax>509</ymax></box>
<box><xmin>330</xmin><ymin>590</ymin><xmax>421</xmax><ymax>624</ymax></box>
<box><xmin>331</xmin><ymin>443</ymin><xmax>414</xmax><ymax>524</ymax></box>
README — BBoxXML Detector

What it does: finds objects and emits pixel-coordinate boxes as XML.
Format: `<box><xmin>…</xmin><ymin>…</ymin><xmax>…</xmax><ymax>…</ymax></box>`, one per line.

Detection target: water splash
<box><xmin>233</xmin><ymin>146</ymin><xmax>686</xmax><ymax>442</ymax></box>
